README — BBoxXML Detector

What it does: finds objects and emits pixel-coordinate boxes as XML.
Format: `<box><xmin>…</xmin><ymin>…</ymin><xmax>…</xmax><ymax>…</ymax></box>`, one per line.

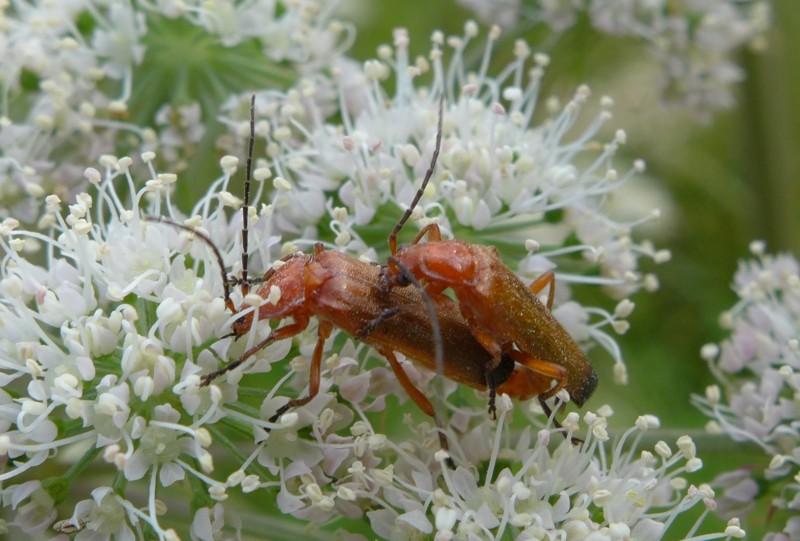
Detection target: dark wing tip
<box><xmin>570</xmin><ymin>368</ymin><xmax>599</xmax><ymax>407</ymax></box>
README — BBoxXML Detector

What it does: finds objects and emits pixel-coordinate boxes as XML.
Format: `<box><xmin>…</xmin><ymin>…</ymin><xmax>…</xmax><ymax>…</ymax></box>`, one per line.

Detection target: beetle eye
<box><xmin>396</xmin><ymin>270</ymin><xmax>411</xmax><ymax>286</ymax></box>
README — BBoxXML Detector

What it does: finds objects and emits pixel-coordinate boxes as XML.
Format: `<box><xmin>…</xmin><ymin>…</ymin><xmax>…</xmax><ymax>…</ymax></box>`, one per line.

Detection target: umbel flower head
<box><xmin>0</xmin><ymin>23</ymin><xmax>730</xmax><ymax>541</ymax></box>
<box><xmin>694</xmin><ymin>241</ymin><xmax>800</xmax><ymax>539</ymax></box>
<box><xmin>0</xmin><ymin>0</ymin><xmax>349</xmax><ymax>221</ymax></box>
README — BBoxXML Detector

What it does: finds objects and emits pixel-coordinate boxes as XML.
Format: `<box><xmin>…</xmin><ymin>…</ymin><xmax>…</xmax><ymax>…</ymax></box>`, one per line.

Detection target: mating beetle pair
<box><xmin>159</xmin><ymin>95</ymin><xmax>597</xmax><ymax>461</ymax></box>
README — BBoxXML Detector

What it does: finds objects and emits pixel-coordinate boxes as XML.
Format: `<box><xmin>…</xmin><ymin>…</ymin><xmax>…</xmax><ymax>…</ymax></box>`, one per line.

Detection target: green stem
<box><xmin>61</xmin><ymin>443</ymin><xmax>104</xmax><ymax>482</ymax></box>
<box><xmin>207</xmin><ymin>425</ymin><xmax>273</xmax><ymax>481</ymax></box>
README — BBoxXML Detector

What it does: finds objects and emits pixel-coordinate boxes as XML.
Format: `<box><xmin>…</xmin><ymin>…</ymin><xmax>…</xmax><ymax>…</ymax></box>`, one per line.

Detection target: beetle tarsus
<box><xmin>356</xmin><ymin>307</ymin><xmax>401</xmax><ymax>339</ymax></box>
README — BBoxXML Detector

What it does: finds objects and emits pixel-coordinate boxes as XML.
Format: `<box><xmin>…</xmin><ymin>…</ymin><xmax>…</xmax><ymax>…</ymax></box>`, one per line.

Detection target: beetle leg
<box><xmin>201</xmin><ymin>315</ymin><xmax>311</xmax><ymax>385</ymax></box>
<box><xmin>538</xmin><ymin>396</ymin><xmax>584</xmax><ymax>446</ymax></box>
<box><xmin>495</xmin><ymin>366</ymin><xmax>553</xmax><ymax>401</ymax></box>
<box><xmin>538</xmin><ymin>397</ymin><xmax>565</xmax><ymax>432</ymax></box>
<box><xmin>504</xmin><ymin>348</ymin><xmax>568</xmax><ymax>399</ymax></box>
<box><xmin>267</xmin><ymin>320</ymin><xmax>333</xmax><ymax>423</ymax></box>
<box><xmin>471</xmin><ymin>331</ymin><xmax>503</xmax><ymax>419</ymax></box>
<box><xmin>458</xmin><ymin>304</ymin><xmax>506</xmax><ymax>418</ymax></box>
<box><xmin>410</xmin><ymin>222</ymin><xmax>443</xmax><ymax>245</ymax></box>
<box><xmin>528</xmin><ymin>271</ymin><xmax>556</xmax><ymax>311</ymax></box>
<box><xmin>377</xmin><ymin>347</ymin><xmax>455</xmax><ymax>469</ymax></box>
<box><xmin>460</xmin><ymin>306</ymin><xmax>503</xmax><ymax>368</ymax></box>
<box><xmin>355</xmin><ymin>307</ymin><xmax>401</xmax><ymax>339</ymax></box>
<box><xmin>504</xmin><ymin>348</ymin><xmax>584</xmax><ymax>444</ymax></box>
<box><xmin>483</xmin><ymin>354</ymin><xmax>517</xmax><ymax>420</ymax></box>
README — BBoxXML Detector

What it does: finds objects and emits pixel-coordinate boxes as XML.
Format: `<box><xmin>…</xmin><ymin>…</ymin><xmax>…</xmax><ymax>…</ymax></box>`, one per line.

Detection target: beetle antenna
<box><xmin>144</xmin><ymin>96</ymin><xmax>256</xmax><ymax>315</ymax></box>
<box><xmin>387</xmin><ymin>256</ymin><xmax>444</xmax><ymax>382</ymax></box>
<box><xmin>240</xmin><ymin>94</ymin><xmax>256</xmax><ymax>296</ymax></box>
<box><xmin>144</xmin><ymin>216</ymin><xmax>235</xmax><ymax>313</ymax></box>
<box><xmin>388</xmin><ymin>257</ymin><xmax>450</xmax><ymax>466</ymax></box>
<box><xmin>388</xmin><ymin>95</ymin><xmax>444</xmax><ymax>256</ymax></box>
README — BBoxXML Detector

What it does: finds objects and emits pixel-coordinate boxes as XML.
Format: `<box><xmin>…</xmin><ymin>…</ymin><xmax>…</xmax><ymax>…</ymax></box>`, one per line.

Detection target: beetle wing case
<box><xmin>471</xmin><ymin>245</ymin><xmax>597</xmax><ymax>406</ymax></box>
<box><xmin>472</xmin><ymin>245</ymin><xmax>597</xmax><ymax>405</ymax></box>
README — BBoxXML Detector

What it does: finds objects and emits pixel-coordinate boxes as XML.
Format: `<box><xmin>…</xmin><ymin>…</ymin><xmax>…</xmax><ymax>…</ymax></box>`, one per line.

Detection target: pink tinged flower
<box><xmin>190</xmin><ymin>503</ymin><xmax>241</xmax><ymax>541</ymax></box>
<box><xmin>67</xmin><ymin>487</ymin><xmax>136</xmax><ymax>541</ymax></box>
<box><xmin>712</xmin><ymin>469</ymin><xmax>759</xmax><ymax>520</ymax></box>
<box><xmin>695</xmin><ymin>245</ymin><xmax>800</xmax><ymax>538</ymax></box>
<box><xmin>1</xmin><ymin>480</ymin><xmax>57</xmax><ymax>534</ymax></box>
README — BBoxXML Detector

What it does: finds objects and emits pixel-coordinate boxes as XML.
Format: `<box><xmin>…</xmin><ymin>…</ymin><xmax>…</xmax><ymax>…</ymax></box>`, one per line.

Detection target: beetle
<box><xmin>382</xmin><ymin>226</ymin><xmax>598</xmax><ymax>411</ymax></box>
<box><xmin>379</xmin><ymin>104</ymin><xmax>598</xmax><ymax>418</ymax></box>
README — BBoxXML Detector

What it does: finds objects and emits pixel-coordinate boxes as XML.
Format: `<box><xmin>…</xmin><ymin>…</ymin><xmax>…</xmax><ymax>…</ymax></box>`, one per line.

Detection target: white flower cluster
<box><xmin>0</xmin><ymin>0</ymin><xmax>346</xmax><ymax>220</ymax></box>
<box><xmin>0</xmin><ymin>155</ymin><xmax>732</xmax><ymax>539</ymax></box>
<box><xmin>0</xmin><ymin>170</ymin><xmax>738</xmax><ymax>538</ymax></box>
<box><xmin>457</xmin><ymin>0</ymin><xmax>772</xmax><ymax>115</ymax></box>
<box><xmin>254</xmin><ymin>396</ymin><xmax>741</xmax><ymax>540</ymax></box>
<box><xmin>0</xmin><ymin>13</ymin><xmax>738</xmax><ymax>541</ymax></box>
<box><xmin>694</xmin><ymin>241</ymin><xmax>800</xmax><ymax>539</ymax></box>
